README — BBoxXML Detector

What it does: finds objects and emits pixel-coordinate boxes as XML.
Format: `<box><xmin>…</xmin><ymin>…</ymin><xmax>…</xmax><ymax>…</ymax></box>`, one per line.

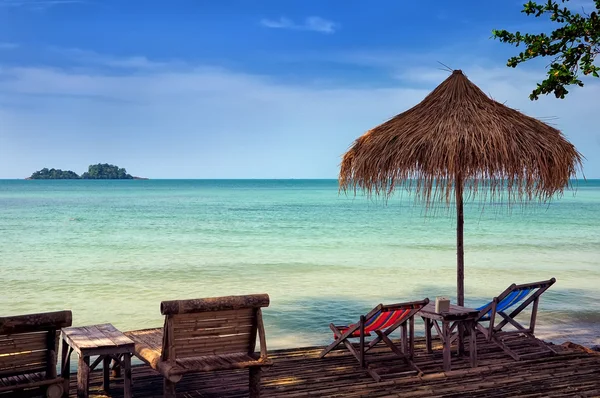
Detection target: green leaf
<box><xmin>492</xmin><ymin>0</ymin><xmax>600</xmax><ymax>100</ymax></box>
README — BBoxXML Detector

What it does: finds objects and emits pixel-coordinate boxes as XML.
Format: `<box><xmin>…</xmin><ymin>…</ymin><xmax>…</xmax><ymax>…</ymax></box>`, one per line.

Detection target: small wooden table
<box><xmin>61</xmin><ymin>323</ymin><xmax>135</xmax><ymax>398</ymax></box>
<box><xmin>419</xmin><ymin>303</ymin><xmax>479</xmax><ymax>372</ymax></box>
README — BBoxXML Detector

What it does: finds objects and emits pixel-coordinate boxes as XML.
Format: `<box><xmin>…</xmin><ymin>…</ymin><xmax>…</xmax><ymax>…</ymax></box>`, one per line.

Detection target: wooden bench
<box><xmin>0</xmin><ymin>310</ymin><xmax>72</xmax><ymax>398</ymax></box>
<box><xmin>124</xmin><ymin>294</ymin><xmax>272</xmax><ymax>397</ymax></box>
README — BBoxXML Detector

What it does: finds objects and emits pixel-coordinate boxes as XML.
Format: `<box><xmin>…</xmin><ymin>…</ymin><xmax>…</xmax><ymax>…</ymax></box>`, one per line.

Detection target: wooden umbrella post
<box><xmin>456</xmin><ymin>175</ymin><xmax>464</xmax><ymax>306</ymax></box>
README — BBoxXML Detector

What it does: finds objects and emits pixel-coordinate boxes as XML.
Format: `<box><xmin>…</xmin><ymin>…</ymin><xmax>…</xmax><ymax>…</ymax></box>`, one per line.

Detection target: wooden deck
<box><xmin>69</xmin><ymin>335</ymin><xmax>600</xmax><ymax>397</ymax></box>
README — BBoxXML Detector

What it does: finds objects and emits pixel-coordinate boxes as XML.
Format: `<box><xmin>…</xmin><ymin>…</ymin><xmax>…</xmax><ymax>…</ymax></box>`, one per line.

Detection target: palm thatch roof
<box><xmin>339</xmin><ymin>70</ymin><xmax>583</xmax><ymax>206</ymax></box>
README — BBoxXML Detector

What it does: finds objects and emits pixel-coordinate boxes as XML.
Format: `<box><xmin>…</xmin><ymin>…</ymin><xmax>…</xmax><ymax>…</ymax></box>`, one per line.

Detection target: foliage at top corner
<box><xmin>492</xmin><ymin>0</ymin><xmax>600</xmax><ymax>100</ymax></box>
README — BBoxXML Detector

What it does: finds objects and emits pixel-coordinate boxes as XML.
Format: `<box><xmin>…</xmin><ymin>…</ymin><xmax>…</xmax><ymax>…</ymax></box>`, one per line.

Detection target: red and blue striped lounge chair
<box><xmin>476</xmin><ymin>277</ymin><xmax>556</xmax><ymax>360</ymax></box>
<box><xmin>319</xmin><ymin>298</ymin><xmax>429</xmax><ymax>381</ymax></box>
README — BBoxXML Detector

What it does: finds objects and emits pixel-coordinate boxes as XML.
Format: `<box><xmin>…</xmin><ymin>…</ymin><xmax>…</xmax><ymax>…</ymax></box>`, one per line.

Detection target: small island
<box><xmin>27</xmin><ymin>163</ymin><xmax>147</xmax><ymax>180</ymax></box>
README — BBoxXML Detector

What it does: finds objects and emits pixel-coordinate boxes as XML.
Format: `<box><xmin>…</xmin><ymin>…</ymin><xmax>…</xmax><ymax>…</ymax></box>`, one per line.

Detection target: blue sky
<box><xmin>0</xmin><ymin>0</ymin><xmax>598</xmax><ymax>178</ymax></box>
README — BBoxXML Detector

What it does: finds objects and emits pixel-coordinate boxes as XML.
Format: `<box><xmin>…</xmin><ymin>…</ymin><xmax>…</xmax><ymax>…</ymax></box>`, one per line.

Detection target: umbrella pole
<box><xmin>456</xmin><ymin>175</ymin><xmax>464</xmax><ymax>306</ymax></box>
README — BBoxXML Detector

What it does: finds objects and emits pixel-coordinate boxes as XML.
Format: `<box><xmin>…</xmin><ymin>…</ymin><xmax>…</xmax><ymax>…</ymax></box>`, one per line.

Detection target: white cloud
<box><xmin>0</xmin><ymin>50</ymin><xmax>598</xmax><ymax>178</ymax></box>
<box><xmin>47</xmin><ymin>47</ymin><xmax>172</xmax><ymax>69</ymax></box>
<box><xmin>0</xmin><ymin>42</ymin><xmax>19</xmax><ymax>50</ymax></box>
<box><xmin>260</xmin><ymin>16</ymin><xmax>339</xmax><ymax>34</ymax></box>
<box><xmin>0</xmin><ymin>57</ymin><xmax>425</xmax><ymax>178</ymax></box>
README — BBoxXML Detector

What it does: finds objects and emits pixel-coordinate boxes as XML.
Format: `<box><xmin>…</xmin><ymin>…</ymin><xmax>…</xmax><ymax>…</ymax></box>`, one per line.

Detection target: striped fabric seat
<box><xmin>475</xmin><ymin>278</ymin><xmax>556</xmax><ymax>361</ymax></box>
<box><xmin>337</xmin><ymin>308</ymin><xmax>410</xmax><ymax>338</ymax></box>
<box><xmin>477</xmin><ymin>287</ymin><xmax>534</xmax><ymax>321</ymax></box>
<box><xmin>320</xmin><ymin>298</ymin><xmax>429</xmax><ymax>382</ymax></box>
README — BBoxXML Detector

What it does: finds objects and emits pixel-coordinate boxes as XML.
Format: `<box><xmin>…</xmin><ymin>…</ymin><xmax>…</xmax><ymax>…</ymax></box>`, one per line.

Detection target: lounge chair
<box><xmin>475</xmin><ymin>277</ymin><xmax>556</xmax><ymax>360</ymax></box>
<box><xmin>0</xmin><ymin>310</ymin><xmax>72</xmax><ymax>398</ymax></box>
<box><xmin>124</xmin><ymin>294</ymin><xmax>272</xmax><ymax>398</ymax></box>
<box><xmin>319</xmin><ymin>298</ymin><xmax>429</xmax><ymax>381</ymax></box>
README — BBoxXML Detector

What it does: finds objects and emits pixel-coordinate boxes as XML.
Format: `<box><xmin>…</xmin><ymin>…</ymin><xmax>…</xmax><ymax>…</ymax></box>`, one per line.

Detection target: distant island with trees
<box><xmin>27</xmin><ymin>164</ymin><xmax>148</xmax><ymax>180</ymax></box>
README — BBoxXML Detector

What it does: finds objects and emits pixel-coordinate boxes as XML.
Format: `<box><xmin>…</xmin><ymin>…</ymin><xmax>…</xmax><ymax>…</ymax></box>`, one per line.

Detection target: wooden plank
<box><xmin>0</xmin><ymin>311</ymin><xmax>72</xmax><ymax>335</ymax></box>
<box><xmin>0</xmin><ymin>336</ymin><xmax>48</xmax><ymax>354</ymax></box>
<box><xmin>0</xmin><ymin>376</ymin><xmax>64</xmax><ymax>393</ymax></box>
<box><xmin>173</xmin><ymin>324</ymin><xmax>254</xmax><ymax>338</ymax></box>
<box><xmin>95</xmin><ymin>324</ymin><xmax>135</xmax><ymax>348</ymax></box>
<box><xmin>160</xmin><ymin>294</ymin><xmax>269</xmax><ymax>315</ymax></box>
<box><xmin>172</xmin><ymin>309</ymin><xmax>254</xmax><ymax>324</ymax></box>
<box><xmin>174</xmin><ymin>332</ymin><xmax>251</xmax><ymax>344</ymax></box>
<box><xmin>80</xmin><ymin>325</ymin><xmax>118</xmax><ymax>353</ymax></box>
<box><xmin>62</xmin><ymin>328</ymin><xmax>99</xmax><ymax>353</ymax></box>
<box><xmin>175</xmin><ymin>342</ymin><xmax>251</xmax><ymax>357</ymax></box>
<box><xmin>124</xmin><ymin>328</ymin><xmax>163</xmax><ymax>351</ymax></box>
<box><xmin>0</xmin><ymin>364</ymin><xmax>47</xmax><ymax>378</ymax></box>
<box><xmin>175</xmin><ymin>344</ymin><xmax>251</xmax><ymax>357</ymax></box>
<box><xmin>125</xmin><ymin>328</ymin><xmax>163</xmax><ymax>368</ymax></box>
<box><xmin>0</xmin><ymin>350</ymin><xmax>47</xmax><ymax>368</ymax></box>
<box><xmin>173</xmin><ymin>341</ymin><xmax>252</xmax><ymax>356</ymax></box>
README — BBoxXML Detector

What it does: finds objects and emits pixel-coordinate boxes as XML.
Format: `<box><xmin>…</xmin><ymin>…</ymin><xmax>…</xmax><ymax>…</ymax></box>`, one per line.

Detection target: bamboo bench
<box><xmin>124</xmin><ymin>294</ymin><xmax>272</xmax><ymax>398</ymax></box>
<box><xmin>0</xmin><ymin>310</ymin><xmax>72</xmax><ymax>398</ymax></box>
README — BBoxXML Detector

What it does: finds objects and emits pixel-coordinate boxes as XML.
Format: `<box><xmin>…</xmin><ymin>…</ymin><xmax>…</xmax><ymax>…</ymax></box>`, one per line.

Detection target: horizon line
<box><xmin>1</xmin><ymin>177</ymin><xmax>598</xmax><ymax>181</ymax></box>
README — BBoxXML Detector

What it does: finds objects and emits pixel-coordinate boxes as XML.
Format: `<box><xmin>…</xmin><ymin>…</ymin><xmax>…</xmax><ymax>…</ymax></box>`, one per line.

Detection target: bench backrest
<box><xmin>0</xmin><ymin>310</ymin><xmax>72</xmax><ymax>378</ymax></box>
<box><xmin>159</xmin><ymin>294</ymin><xmax>269</xmax><ymax>361</ymax></box>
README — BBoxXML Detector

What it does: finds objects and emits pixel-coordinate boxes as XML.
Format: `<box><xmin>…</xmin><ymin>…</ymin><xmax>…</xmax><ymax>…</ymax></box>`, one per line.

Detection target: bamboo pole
<box><xmin>456</xmin><ymin>174</ymin><xmax>464</xmax><ymax>306</ymax></box>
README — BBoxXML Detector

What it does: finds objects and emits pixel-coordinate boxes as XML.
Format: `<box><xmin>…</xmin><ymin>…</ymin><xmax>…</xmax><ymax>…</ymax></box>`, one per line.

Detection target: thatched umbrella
<box><xmin>339</xmin><ymin>70</ymin><xmax>582</xmax><ymax>306</ymax></box>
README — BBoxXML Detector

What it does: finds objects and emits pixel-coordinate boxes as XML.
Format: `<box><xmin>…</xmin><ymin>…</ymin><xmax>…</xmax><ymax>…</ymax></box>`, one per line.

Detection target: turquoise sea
<box><xmin>1</xmin><ymin>179</ymin><xmax>599</xmax><ymax>350</ymax></box>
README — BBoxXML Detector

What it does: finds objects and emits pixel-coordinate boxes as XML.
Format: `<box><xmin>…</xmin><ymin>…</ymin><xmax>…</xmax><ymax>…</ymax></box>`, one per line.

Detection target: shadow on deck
<box><xmin>72</xmin><ymin>334</ymin><xmax>600</xmax><ymax>397</ymax></box>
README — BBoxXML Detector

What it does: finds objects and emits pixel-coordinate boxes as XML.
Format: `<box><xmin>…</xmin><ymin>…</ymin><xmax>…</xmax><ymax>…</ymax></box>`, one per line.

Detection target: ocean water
<box><xmin>1</xmin><ymin>179</ymin><xmax>599</xmax><ymax>351</ymax></box>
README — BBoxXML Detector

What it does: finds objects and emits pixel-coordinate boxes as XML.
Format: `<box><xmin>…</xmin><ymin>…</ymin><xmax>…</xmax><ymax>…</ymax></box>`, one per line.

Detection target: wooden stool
<box><xmin>61</xmin><ymin>323</ymin><xmax>134</xmax><ymax>398</ymax></box>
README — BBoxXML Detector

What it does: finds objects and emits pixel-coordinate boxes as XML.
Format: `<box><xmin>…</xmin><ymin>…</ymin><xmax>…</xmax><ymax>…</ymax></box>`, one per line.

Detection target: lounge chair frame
<box><xmin>476</xmin><ymin>278</ymin><xmax>556</xmax><ymax>360</ymax></box>
<box><xmin>319</xmin><ymin>298</ymin><xmax>429</xmax><ymax>381</ymax></box>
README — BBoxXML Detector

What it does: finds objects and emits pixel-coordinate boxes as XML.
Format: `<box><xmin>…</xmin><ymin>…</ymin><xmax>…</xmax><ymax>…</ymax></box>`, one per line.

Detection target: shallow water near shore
<box><xmin>1</xmin><ymin>179</ymin><xmax>599</xmax><ymax>351</ymax></box>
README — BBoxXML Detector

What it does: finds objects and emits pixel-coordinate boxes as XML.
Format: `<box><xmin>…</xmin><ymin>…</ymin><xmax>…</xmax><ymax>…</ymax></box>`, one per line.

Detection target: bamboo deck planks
<box><xmin>67</xmin><ymin>335</ymin><xmax>600</xmax><ymax>397</ymax></box>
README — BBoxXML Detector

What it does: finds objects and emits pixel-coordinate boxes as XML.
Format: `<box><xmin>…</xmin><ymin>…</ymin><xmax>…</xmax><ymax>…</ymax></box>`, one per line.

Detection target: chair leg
<box><xmin>442</xmin><ymin>321</ymin><xmax>451</xmax><ymax>372</ymax></box>
<box><xmin>164</xmin><ymin>378</ymin><xmax>176</xmax><ymax>398</ymax></box>
<box><xmin>122</xmin><ymin>354</ymin><xmax>132</xmax><ymax>398</ymax></box>
<box><xmin>401</xmin><ymin>323</ymin><xmax>408</xmax><ymax>355</ymax></box>
<box><xmin>319</xmin><ymin>324</ymin><xmax>360</xmax><ymax>358</ymax></box>
<box><xmin>359</xmin><ymin>316</ymin><xmax>366</xmax><ymax>368</ymax></box>
<box><xmin>424</xmin><ymin>317</ymin><xmax>433</xmax><ymax>353</ymax></box>
<box><xmin>249</xmin><ymin>367</ymin><xmax>262</xmax><ymax>398</ymax></box>
<box><xmin>409</xmin><ymin>316</ymin><xmax>415</xmax><ymax>359</ymax></box>
<box><xmin>469</xmin><ymin>321</ymin><xmax>477</xmax><ymax>368</ymax></box>
<box><xmin>365</xmin><ymin>368</ymin><xmax>382</xmax><ymax>382</ymax></box>
<box><xmin>490</xmin><ymin>336</ymin><xmax>520</xmax><ymax>361</ymax></box>
<box><xmin>77</xmin><ymin>355</ymin><xmax>90</xmax><ymax>398</ymax></box>
<box><xmin>375</xmin><ymin>331</ymin><xmax>423</xmax><ymax>376</ymax></box>
<box><xmin>102</xmin><ymin>356</ymin><xmax>110</xmax><ymax>393</ymax></box>
<box><xmin>111</xmin><ymin>358</ymin><xmax>121</xmax><ymax>378</ymax></box>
